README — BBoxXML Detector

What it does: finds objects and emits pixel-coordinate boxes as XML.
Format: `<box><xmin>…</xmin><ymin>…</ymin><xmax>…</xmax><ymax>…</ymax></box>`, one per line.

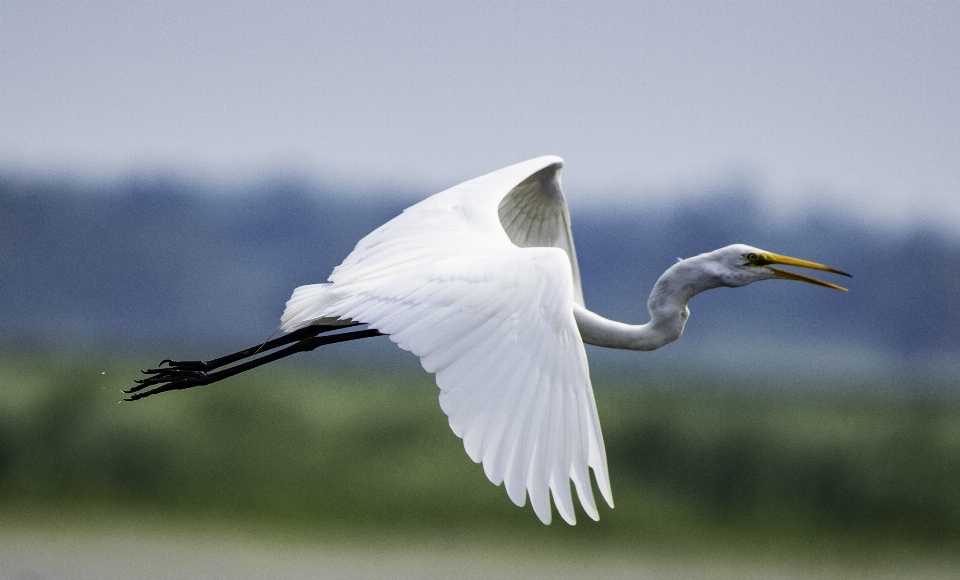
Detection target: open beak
<box><xmin>757</xmin><ymin>252</ymin><xmax>852</xmax><ymax>292</ymax></box>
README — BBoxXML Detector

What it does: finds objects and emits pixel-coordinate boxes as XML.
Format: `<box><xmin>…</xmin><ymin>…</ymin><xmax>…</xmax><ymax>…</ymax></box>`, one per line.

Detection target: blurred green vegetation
<box><xmin>1</xmin><ymin>352</ymin><xmax>958</xmax><ymax>557</ymax></box>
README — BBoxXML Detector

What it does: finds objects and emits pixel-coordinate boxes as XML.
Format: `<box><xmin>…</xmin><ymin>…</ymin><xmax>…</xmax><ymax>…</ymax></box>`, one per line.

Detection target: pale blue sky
<box><xmin>2</xmin><ymin>1</ymin><xmax>958</xmax><ymax>229</ymax></box>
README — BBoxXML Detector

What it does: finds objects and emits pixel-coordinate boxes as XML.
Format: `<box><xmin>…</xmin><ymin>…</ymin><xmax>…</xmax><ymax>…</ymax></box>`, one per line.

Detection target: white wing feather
<box><xmin>280</xmin><ymin>156</ymin><xmax>613</xmax><ymax>524</ymax></box>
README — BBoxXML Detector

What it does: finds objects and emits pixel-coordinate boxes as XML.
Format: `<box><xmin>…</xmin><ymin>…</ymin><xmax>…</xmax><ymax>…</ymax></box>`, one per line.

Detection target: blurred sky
<box><xmin>2</xmin><ymin>1</ymin><xmax>958</xmax><ymax>230</ymax></box>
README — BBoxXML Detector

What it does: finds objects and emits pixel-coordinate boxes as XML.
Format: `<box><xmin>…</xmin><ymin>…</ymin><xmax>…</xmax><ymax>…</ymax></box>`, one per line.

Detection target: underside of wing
<box><xmin>498</xmin><ymin>162</ymin><xmax>584</xmax><ymax>306</ymax></box>
<box><xmin>325</xmin><ymin>248</ymin><xmax>613</xmax><ymax>524</ymax></box>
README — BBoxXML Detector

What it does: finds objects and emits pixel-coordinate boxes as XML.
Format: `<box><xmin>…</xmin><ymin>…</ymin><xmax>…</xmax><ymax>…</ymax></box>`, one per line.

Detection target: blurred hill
<box><xmin>2</xmin><ymin>171</ymin><xmax>958</xmax><ymax>383</ymax></box>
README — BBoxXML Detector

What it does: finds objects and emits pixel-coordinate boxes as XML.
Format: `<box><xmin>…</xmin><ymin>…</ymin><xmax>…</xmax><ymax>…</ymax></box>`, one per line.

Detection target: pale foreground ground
<box><xmin>1</xmin><ymin>523</ymin><xmax>956</xmax><ymax>580</ymax></box>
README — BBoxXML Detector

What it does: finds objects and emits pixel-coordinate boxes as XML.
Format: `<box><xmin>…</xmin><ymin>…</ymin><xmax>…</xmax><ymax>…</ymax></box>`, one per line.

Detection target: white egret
<box><xmin>128</xmin><ymin>156</ymin><xmax>850</xmax><ymax>525</ymax></box>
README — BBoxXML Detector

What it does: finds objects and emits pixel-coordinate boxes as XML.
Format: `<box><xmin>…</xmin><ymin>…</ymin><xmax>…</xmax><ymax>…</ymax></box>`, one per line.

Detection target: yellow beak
<box><xmin>757</xmin><ymin>252</ymin><xmax>852</xmax><ymax>292</ymax></box>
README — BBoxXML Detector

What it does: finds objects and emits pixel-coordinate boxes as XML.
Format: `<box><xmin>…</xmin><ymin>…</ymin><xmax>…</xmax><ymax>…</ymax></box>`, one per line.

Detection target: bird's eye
<box><xmin>746</xmin><ymin>252</ymin><xmax>759</xmax><ymax>262</ymax></box>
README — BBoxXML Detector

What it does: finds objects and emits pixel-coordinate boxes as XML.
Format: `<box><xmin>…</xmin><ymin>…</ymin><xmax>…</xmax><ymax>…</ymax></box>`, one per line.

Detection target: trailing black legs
<box><xmin>125</xmin><ymin>324</ymin><xmax>383</xmax><ymax>401</ymax></box>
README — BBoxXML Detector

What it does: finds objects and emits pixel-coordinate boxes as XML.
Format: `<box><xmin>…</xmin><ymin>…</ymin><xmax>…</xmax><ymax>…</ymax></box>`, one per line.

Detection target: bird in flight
<box><xmin>127</xmin><ymin>156</ymin><xmax>850</xmax><ymax>525</ymax></box>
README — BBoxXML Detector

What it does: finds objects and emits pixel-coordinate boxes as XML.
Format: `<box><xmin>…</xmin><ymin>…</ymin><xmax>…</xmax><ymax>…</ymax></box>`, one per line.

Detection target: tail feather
<box><xmin>280</xmin><ymin>283</ymin><xmax>344</xmax><ymax>332</ymax></box>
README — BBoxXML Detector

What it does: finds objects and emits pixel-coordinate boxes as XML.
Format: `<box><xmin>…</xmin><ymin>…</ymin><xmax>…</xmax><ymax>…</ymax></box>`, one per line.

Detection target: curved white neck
<box><xmin>574</xmin><ymin>257</ymin><xmax>725</xmax><ymax>351</ymax></box>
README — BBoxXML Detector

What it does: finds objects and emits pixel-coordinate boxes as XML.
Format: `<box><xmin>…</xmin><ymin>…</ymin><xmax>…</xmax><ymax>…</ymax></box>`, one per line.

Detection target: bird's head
<box><xmin>706</xmin><ymin>244</ymin><xmax>851</xmax><ymax>291</ymax></box>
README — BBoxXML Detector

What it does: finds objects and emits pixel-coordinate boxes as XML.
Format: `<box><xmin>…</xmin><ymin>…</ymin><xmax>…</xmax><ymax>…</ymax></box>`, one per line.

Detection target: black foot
<box><xmin>125</xmin><ymin>362</ymin><xmax>211</xmax><ymax>397</ymax></box>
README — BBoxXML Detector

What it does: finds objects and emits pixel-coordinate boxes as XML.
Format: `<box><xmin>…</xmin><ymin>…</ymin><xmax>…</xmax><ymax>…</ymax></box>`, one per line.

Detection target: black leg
<box><xmin>144</xmin><ymin>324</ymin><xmax>355</xmax><ymax>375</ymax></box>
<box><xmin>125</xmin><ymin>326</ymin><xmax>383</xmax><ymax>401</ymax></box>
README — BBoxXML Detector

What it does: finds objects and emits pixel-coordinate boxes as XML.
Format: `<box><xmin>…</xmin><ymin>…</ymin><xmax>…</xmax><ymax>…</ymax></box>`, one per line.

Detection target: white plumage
<box><xmin>129</xmin><ymin>155</ymin><xmax>849</xmax><ymax>524</ymax></box>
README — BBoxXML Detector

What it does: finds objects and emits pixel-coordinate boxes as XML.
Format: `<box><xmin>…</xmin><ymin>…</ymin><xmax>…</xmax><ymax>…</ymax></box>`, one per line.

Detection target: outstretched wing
<box><xmin>283</xmin><ymin>156</ymin><xmax>612</xmax><ymax>523</ymax></box>
<box><xmin>330</xmin><ymin>156</ymin><xmax>585</xmax><ymax>307</ymax></box>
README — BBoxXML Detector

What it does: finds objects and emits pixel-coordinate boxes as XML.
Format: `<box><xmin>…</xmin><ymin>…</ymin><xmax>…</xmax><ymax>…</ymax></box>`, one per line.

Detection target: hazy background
<box><xmin>2</xmin><ymin>1</ymin><xmax>959</xmax><ymax>578</ymax></box>
<box><xmin>2</xmin><ymin>0</ymin><xmax>959</xmax><ymax>230</ymax></box>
